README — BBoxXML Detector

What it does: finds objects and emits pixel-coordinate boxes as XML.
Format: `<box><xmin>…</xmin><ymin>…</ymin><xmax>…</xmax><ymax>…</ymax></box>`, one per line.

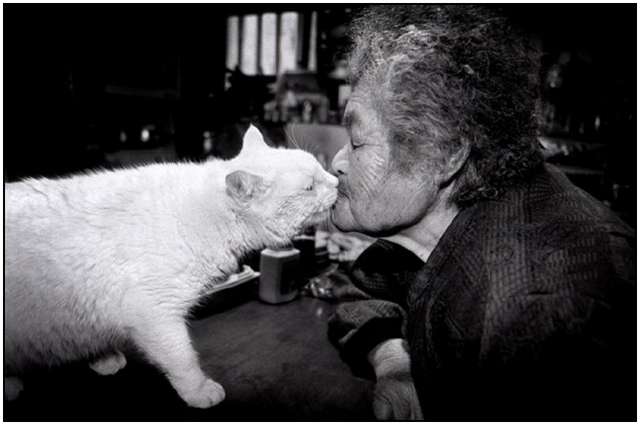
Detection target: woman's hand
<box><xmin>368</xmin><ymin>338</ymin><xmax>423</xmax><ymax>420</ymax></box>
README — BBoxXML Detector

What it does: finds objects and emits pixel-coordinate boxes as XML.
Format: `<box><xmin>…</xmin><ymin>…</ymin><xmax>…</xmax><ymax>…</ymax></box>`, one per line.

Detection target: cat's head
<box><xmin>225</xmin><ymin>125</ymin><xmax>338</xmax><ymax>245</ymax></box>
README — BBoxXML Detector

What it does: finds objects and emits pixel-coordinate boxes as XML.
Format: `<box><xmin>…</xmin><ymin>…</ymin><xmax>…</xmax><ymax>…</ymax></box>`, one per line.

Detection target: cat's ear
<box><xmin>241</xmin><ymin>125</ymin><xmax>268</xmax><ymax>153</ymax></box>
<box><xmin>225</xmin><ymin>170</ymin><xmax>267</xmax><ymax>203</ymax></box>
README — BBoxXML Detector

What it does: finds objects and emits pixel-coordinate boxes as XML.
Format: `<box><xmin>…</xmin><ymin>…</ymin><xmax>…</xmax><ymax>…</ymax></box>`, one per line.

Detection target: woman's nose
<box><xmin>331</xmin><ymin>146</ymin><xmax>349</xmax><ymax>176</ymax></box>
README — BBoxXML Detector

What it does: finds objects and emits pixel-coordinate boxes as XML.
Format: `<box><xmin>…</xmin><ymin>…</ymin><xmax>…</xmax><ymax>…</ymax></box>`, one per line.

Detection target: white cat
<box><xmin>4</xmin><ymin>125</ymin><xmax>338</xmax><ymax>408</ymax></box>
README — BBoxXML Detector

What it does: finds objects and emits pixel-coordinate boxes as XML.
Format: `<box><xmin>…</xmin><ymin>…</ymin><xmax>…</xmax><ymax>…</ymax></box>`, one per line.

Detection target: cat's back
<box><xmin>6</xmin><ymin>177</ymin><xmax>73</xmax><ymax>253</ymax></box>
<box><xmin>5</xmin><ymin>165</ymin><xmax>185</xmax><ymax>278</ymax></box>
<box><xmin>6</xmin><ymin>164</ymin><xmax>191</xmax><ymax>229</ymax></box>
<box><xmin>7</xmin><ymin>177</ymin><xmax>65</xmax><ymax>217</ymax></box>
<box><xmin>5</xmin><ymin>161</ymin><xmax>224</xmax><ymax>290</ymax></box>
<box><xmin>6</xmin><ymin>171</ymin><xmax>125</xmax><ymax>248</ymax></box>
<box><xmin>7</xmin><ymin>169</ymin><xmax>133</xmax><ymax>219</ymax></box>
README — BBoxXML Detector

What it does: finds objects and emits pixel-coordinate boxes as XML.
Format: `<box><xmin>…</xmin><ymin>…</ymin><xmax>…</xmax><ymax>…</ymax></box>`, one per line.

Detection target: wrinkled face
<box><xmin>226</xmin><ymin>126</ymin><xmax>338</xmax><ymax>244</ymax></box>
<box><xmin>330</xmin><ymin>91</ymin><xmax>441</xmax><ymax>236</ymax></box>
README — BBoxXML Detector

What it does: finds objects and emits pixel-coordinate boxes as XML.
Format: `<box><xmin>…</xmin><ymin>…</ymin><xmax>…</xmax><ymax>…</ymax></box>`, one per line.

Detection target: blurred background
<box><xmin>4</xmin><ymin>4</ymin><xmax>636</xmax><ymax>225</ymax></box>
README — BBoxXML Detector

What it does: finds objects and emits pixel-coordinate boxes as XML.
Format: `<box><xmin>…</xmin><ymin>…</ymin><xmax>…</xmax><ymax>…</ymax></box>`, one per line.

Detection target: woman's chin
<box><xmin>329</xmin><ymin>202</ymin><xmax>357</xmax><ymax>232</ymax></box>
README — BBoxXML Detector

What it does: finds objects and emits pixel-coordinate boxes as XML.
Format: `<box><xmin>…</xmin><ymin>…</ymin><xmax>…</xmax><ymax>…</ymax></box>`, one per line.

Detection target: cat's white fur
<box><xmin>4</xmin><ymin>125</ymin><xmax>338</xmax><ymax>408</ymax></box>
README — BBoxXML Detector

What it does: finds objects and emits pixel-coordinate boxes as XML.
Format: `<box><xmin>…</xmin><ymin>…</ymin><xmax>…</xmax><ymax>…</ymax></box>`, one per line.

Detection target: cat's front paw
<box><xmin>179</xmin><ymin>378</ymin><xmax>226</xmax><ymax>409</ymax></box>
<box><xmin>90</xmin><ymin>351</ymin><xmax>127</xmax><ymax>376</ymax></box>
<box><xmin>4</xmin><ymin>376</ymin><xmax>24</xmax><ymax>401</ymax></box>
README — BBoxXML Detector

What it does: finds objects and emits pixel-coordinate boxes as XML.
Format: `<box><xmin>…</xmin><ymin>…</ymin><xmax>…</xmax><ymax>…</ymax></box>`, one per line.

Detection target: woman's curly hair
<box><xmin>347</xmin><ymin>5</ymin><xmax>544</xmax><ymax>206</ymax></box>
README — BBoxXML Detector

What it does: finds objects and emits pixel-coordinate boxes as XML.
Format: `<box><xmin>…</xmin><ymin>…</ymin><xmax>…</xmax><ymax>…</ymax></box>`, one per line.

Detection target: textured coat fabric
<box><xmin>328</xmin><ymin>165</ymin><xmax>636</xmax><ymax>420</ymax></box>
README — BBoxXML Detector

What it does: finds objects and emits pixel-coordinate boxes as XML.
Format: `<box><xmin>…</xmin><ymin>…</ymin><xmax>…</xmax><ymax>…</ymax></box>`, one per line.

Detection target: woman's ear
<box><xmin>439</xmin><ymin>141</ymin><xmax>470</xmax><ymax>187</ymax></box>
<box><xmin>225</xmin><ymin>170</ymin><xmax>268</xmax><ymax>204</ymax></box>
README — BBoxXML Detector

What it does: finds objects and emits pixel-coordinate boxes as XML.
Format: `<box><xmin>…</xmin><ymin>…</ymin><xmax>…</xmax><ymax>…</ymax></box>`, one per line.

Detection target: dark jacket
<box><xmin>328</xmin><ymin>165</ymin><xmax>636</xmax><ymax>420</ymax></box>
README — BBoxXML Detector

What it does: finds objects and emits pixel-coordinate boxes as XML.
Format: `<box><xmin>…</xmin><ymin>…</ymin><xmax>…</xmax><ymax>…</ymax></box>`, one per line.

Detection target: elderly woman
<box><xmin>328</xmin><ymin>5</ymin><xmax>635</xmax><ymax>420</ymax></box>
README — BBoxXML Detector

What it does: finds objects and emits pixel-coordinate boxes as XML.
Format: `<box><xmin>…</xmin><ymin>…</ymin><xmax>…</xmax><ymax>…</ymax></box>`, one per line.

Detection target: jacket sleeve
<box><xmin>328</xmin><ymin>299</ymin><xmax>407</xmax><ymax>379</ymax></box>
<box><xmin>327</xmin><ymin>240</ymin><xmax>424</xmax><ymax>379</ymax></box>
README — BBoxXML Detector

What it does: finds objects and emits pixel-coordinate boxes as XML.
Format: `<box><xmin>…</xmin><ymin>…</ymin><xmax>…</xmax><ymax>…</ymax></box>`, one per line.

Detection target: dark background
<box><xmin>3</xmin><ymin>4</ymin><xmax>636</xmax><ymax>214</ymax></box>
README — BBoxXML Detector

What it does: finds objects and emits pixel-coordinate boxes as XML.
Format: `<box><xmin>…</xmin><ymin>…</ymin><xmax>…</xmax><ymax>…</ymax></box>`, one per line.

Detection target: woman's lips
<box><xmin>337</xmin><ymin>184</ymin><xmax>348</xmax><ymax>199</ymax></box>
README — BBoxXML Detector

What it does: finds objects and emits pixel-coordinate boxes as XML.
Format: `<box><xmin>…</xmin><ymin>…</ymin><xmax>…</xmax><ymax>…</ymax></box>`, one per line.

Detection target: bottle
<box><xmin>292</xmin><ymin>233</ymin><xmax>316</xmax><ymax>277</ymax></box>
<box><xmin>259</xmin><ymin>246</ymin><xmax>301</xmax><ymax>304</ymax></box>
<box><xmin>302</xmin><ymin>100</ymin><xmax>313</xmax><ymax>123</ymax></box>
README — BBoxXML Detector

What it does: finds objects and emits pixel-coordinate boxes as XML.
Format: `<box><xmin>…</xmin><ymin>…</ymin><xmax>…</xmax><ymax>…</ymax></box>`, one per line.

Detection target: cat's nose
<box><xmin>326</xmin><ymin>173</ymin><xmax>339</xmax><ymax>188</ymax></box>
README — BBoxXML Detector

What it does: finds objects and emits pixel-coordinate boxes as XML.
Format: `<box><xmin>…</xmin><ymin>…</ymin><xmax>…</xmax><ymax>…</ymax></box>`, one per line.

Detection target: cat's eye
<box><xmin>305</xmin><ymin>184</ymin><xmax>314</xmax><ymax>191</ymax></box>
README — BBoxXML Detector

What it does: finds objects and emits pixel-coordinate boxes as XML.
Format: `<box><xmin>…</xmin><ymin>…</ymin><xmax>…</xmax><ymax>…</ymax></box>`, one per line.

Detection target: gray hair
<box><xmin>347</xmin><ymin>5</ymin><xmax>544</xmax><ymax>206</ymax></box>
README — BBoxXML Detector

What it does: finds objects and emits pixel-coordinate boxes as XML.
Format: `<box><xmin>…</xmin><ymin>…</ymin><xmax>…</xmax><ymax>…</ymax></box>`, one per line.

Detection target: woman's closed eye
<box><xmin>349</xmin><ymin>133</ymin><xmax>364</xmax><ymax>150</ymax></box>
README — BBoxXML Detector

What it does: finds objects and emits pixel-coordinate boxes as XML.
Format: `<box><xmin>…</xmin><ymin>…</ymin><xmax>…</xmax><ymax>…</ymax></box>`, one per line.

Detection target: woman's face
<box><xmin>330</xmin><ymin>90</ymin><xmax>442</xmax><ymax>236</ymax></box>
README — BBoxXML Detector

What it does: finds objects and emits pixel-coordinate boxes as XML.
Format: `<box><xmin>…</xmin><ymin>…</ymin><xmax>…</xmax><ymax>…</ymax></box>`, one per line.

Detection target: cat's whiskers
<box><xmin>284</xmin><ymin>127</ymin><xmax>301</xmax><ymax>150</ymax></box>
<box><xmin>296</xmin><ymin>132</ymin><xmax>317</xmax><ymax>157</ymax></box>
<box><xmin>285</xmin><ymin>127</ymin><xmax>318</xmax><ymax>158</ymax></box>
<box><xmin>284</xmin><ymin>126</ymin><xmax>336</xmax><ymax>175</ymax></box>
